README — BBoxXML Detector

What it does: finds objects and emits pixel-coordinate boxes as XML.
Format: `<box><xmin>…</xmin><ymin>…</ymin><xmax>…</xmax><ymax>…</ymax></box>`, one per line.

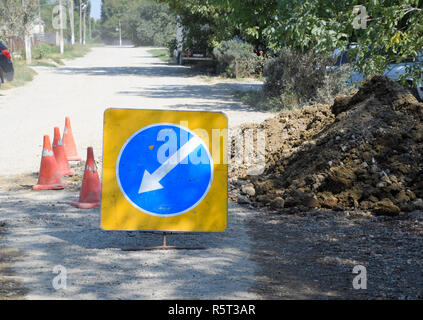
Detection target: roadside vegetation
<box><xmin>0</xmin><ymin>44</ymin><xmax>91</xmax><ymax>90</ymax></box>
<box><xmin>30</xmin><ymin>43</ymin><xmax>91</xmax><ymax>66</ymax></box>
<box><xmin>235</xmin><ymin>49</ymin><xmax>355</xmax><ymax>111</ymax></box>
<box><xmin>100</xmin><ymin>0</ymin><xmax>176</xmax><ymax>47</ymax></box>
<box><xmin>0</xmin><ymin>0</ymin><xmax>96</xmax><ymax>90</ymax></box>
<box><xmin>1</xmin><ymin>61</ymin><xmax>37</xmax><ymax>90</ymax></box>
<box><xmin>100</xmin><ymin>0</ymin><xmax>421</xmax><ymax>111</ymax></box>
<box><xmin>155</xmin><ymin>0</ymin><xmax>423</xmax><ymax>111</ymax></box>
<box><xmin>147</xmin><ymin>48</ymin><xmax>172</xmax><ymax>63</ymax></box>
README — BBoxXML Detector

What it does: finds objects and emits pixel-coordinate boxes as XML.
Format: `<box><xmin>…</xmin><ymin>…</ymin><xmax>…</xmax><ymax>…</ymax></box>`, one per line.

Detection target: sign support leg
<box><xmin>162</xmin><ymin>232</ymin><xmax>167</xmax><ymax>247</ymax></box>
<box><xmin>122</xmin><ymin>232</ymin><xmax>206</xmax><ymax>251</ymax></box>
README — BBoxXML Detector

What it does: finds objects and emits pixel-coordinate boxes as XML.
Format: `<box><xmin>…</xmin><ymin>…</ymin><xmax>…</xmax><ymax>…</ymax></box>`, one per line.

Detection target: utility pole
<box><xmin>59</xmin><ymin>0</ymin><xmax>64</xmax><ymax>54</ymax></box>
<box><xmin>22</xmin><ymin>0</ymin><xmax>32</xmax><ymax>64</ymax></box>
<box><xmin>79</xmin><ymin>0</ymin><xmax>82</xmax><ymax>44</ymax></box>
<box><xmin>88</xmin><ymin>0</ymin><xmax>92</xmax><ymax>41</ymax></box>
<box><xmin>69</xmin><ymin>0</ymin><xmax>75</xmax><ymax>45</ymax></box>
<box><xmin>83</xmin><ymin>4</ymin><xmax>86</xmax><ymax>45</ymax></box>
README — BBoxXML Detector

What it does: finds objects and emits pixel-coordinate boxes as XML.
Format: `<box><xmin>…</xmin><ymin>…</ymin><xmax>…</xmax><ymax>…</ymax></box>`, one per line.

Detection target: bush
<box><xmin>263</xmin><ymin>48</ymin><xmax>353</xmax><ymax>108</ymax></box>
<box><xmin>32</xmin><ymin>44</ymin><xmax>56</xmax><ymax>60</ymax></box>
<box><xmin>167</xmin><ymin>38</ymin><xmax>177</xmax><ymax>58</ymax></box>
<box><xmin>213</xmin><ymin>40</ymin><xmax>261</xmax><ymax>78</ymax></box>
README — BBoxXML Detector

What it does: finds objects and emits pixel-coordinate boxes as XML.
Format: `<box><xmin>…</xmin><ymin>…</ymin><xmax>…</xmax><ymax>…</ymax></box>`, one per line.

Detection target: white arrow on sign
<box><xmin>138</xmin><ymin>136</ymin><xmax>203</xmax><ymax>194</ymax></box>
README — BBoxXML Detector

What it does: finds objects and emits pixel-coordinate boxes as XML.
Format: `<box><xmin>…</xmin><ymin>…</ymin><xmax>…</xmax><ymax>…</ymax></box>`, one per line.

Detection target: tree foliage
<box><xmin>39</xmin><ymin>0</ymin><xmax>93</xmax><ymax>41</ymax></box>
<box><xmin>0</xmin><ymin>0</ymin><xmax>39</xmax><ymax>38</ymax></box>
<box><xmin>213</xmin><ymin>39</ymin><xmax>262</xmax><ymax>77</ymax></box>
<box><xmin>122</xmin><ymin>0</ymin><xmax>176</xmax><ymax>46</ymax></box>
<box><xmin>100</xmin><ymin>0</ymin><xmax>176</xmax><ymax>46</ymax></box>
<box><xmin>263</xmin><ymin>1</ymin><xmax>423</xmax><ymax>82</ymax></box>
<box><xmin>100</xmin><ymin>0</ymin><xmax>130</xmax><ymax>42</ymax></box>
<box><xmin>160</xmin><ymin>0</ymin><xmax>423</xmax><ymax>81</ymax></box>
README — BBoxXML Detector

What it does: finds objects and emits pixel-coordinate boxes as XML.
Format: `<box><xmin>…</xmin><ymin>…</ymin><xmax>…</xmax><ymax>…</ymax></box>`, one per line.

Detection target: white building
<box><xmin>30</xmin><ymin>17</ymin><xmax>45</xmax><ymax>35</ymax></box>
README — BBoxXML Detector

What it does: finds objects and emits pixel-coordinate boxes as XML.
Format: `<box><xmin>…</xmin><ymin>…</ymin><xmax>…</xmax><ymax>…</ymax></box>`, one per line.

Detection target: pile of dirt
<box><xmin>230</xmin><ymin>76</ymin><xmax>423</xmax><ymax>215</ymax></box>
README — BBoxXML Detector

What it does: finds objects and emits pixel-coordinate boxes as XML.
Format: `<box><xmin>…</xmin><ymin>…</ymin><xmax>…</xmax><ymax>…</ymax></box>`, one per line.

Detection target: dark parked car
<box><xmin>0</xmin><ymin>41</ymin><xmax>14</xmax><ymax>88</ymax></box>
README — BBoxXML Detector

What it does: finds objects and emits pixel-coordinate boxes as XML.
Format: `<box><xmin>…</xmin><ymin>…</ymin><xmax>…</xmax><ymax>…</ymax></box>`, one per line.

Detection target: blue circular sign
<box><xmin>116</xmin><ymin>123</ymin><xmax>214</xmax><ymax>217</ymax></box>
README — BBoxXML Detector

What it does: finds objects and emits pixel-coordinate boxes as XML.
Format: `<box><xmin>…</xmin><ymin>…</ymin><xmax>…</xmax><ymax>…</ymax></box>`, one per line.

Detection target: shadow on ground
<box><xmin>117</xmin><ymin>83</ymin><xmax>261</xmax><ymax>100</ymax></box>
<box><xmin>2</xmin><ymin>173</ymin><xmax>422</xmax><ymax>299</ymax></box>
<box><xmin>56</xmin><ymin>65</ymin><xmax>195</xmax><ymax>79</ymax></box>
<box><xmin>247</xmin><ymin>209</ymin><xmax>423</xmax><ymax>299</ymax></box>
<box><xmin>0</xmin><ymin>185</ymin><xmax>256</xmax><ymax>299</ymax></box>
<box><xmin>55</xmin><ymin>63</ymin><xmax>264</xmax><ymax>116</ymax></box>
<box><xmin>0</xmin><ymin>222</ymin><xmax>28</xmax><ymax>299</ymax></box>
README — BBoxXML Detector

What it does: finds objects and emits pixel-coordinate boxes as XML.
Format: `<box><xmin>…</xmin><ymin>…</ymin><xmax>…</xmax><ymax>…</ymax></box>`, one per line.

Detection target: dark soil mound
<box><xmin>231</xmin><ymin>76</ymin><xmax>423</xmax><ymax>215</ymax></box>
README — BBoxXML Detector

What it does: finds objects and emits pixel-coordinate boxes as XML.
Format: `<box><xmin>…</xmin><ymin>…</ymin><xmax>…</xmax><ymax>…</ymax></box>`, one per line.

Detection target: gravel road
<box><xmin>0</xmin><ymin>46</ymin><xmax>270</xmax><ymax>176</ymax></box>
<box><xmin>1</xmin><ymin>46</ymin><xmax>421</xmax><ymax>300</ymax></box>
<box><xmin>0</xmin><ymin>46</ymin><xmax>272</xmax><ymax>299</ymax></box>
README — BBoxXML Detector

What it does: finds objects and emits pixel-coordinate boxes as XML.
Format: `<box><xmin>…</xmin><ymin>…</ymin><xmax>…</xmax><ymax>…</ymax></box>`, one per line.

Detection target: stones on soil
<box><xmin>230</xmin><ymin>76</ymin><xmax>423</xmax><ymax>215</ymax></box>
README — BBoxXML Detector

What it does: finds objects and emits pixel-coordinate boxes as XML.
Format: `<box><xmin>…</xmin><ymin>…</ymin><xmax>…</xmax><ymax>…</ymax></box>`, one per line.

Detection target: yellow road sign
<box><xmin>101</xmin><ymin>108</ymin><xmax>228</xmax><ymax>231</ymax></box>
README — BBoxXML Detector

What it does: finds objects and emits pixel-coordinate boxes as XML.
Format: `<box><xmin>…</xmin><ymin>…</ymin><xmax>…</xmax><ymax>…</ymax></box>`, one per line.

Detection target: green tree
<box><xmin>263</xmin><ymin>1</ymin><xmax>423</xmax><ymax>83</ymax></box>
<box><xmin>39</xmin><ymin>0</ymin><xmax>92</xmax><ymax>44</ymax></box>
<box><xmin>164</xmin><ymin>0</ymin><xmax>423</xmax><ymax>82</ymax></box>
<box><xmin>0</xmin><ymin>0</ymin><xmax>39</xmax><ymax>38</ymax></box>
<box><xmin>0</xmin><ymin>0</ymin><xmax>39</xmax><ymax>62</ymax></box>
<box><xmin>161</xmin><ymin>0</ymin><xmax>233</xmax><ymax>53</ymax></box>
<box><xmin>122</xmin><ymin>0</ymin><xmax>176</xmax><ymax>46</ymax></box>
<box><xmin>100</xmin><ymin>0</ymin><xmax>131</xmax><ymax>43</ymax></box>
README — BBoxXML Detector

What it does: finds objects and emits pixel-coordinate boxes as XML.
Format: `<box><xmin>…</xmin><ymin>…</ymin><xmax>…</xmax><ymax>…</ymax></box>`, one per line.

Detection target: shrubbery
<box><xmin>262</xmin><ymin>48</ymin><xmax>353</xmax><ymax>108</ymax></box>
<box><xmin>213</xmin><ymin>40</ymin><xmax>262</xmax><ymax>78</ymax></box>
<box><xmin>167</xmin><ymin>38</ymin><xmax>177</xmax><ymax>57</ymax></box>
<box><xmin>32</xmin><ymin>44</ymin><xmax>56</xmax><ymax>59</ymax></box>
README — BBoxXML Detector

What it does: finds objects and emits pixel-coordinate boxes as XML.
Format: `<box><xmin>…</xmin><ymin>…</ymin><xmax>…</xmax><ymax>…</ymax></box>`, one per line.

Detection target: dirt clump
<box><xmin>230</xmin><ymin>76</ymin><xmax>423</xmax><ymax>215</ymax></box>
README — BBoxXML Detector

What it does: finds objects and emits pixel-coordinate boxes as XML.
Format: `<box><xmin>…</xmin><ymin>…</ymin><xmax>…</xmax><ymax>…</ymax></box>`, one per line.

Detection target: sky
<box><xmin>90</xmin><ymin>0</ymin><xmax>102</xmax><ymax>20</ymax></box>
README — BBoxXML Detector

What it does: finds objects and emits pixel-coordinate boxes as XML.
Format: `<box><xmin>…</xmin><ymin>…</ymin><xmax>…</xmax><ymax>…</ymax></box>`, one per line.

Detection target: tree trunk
<box><xmin>83</xmin><ymin>8</ymin><xmax>86</xmax><ymax>45</ymax></box>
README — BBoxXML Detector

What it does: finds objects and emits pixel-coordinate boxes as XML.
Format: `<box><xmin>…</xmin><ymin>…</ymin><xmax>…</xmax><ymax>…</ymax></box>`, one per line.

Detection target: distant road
<box><xmin>0</xmin><ymin>46</ymin><xmax>272</xmax><ymax>175</ymax></box>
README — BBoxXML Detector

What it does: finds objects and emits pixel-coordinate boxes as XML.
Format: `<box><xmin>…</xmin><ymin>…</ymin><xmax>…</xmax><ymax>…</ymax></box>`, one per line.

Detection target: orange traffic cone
<box><xmin>71</xmin><ymin>147</ymin><xmax>101</xmax><ymax>209</ymax></box>
<box><xmin>53</xmin><ymin>127</ymin><xmax>74</xmax><ymax>177</ymax></box>
<box><xmin>33</xmin><ymin>135</ymin><xmax>67</xmax><ymax>190</ymax></box>
<box><xmin>62</xmin><ymin>117</ymin><xmax>81</xmax><ymax>161</ymax></box>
